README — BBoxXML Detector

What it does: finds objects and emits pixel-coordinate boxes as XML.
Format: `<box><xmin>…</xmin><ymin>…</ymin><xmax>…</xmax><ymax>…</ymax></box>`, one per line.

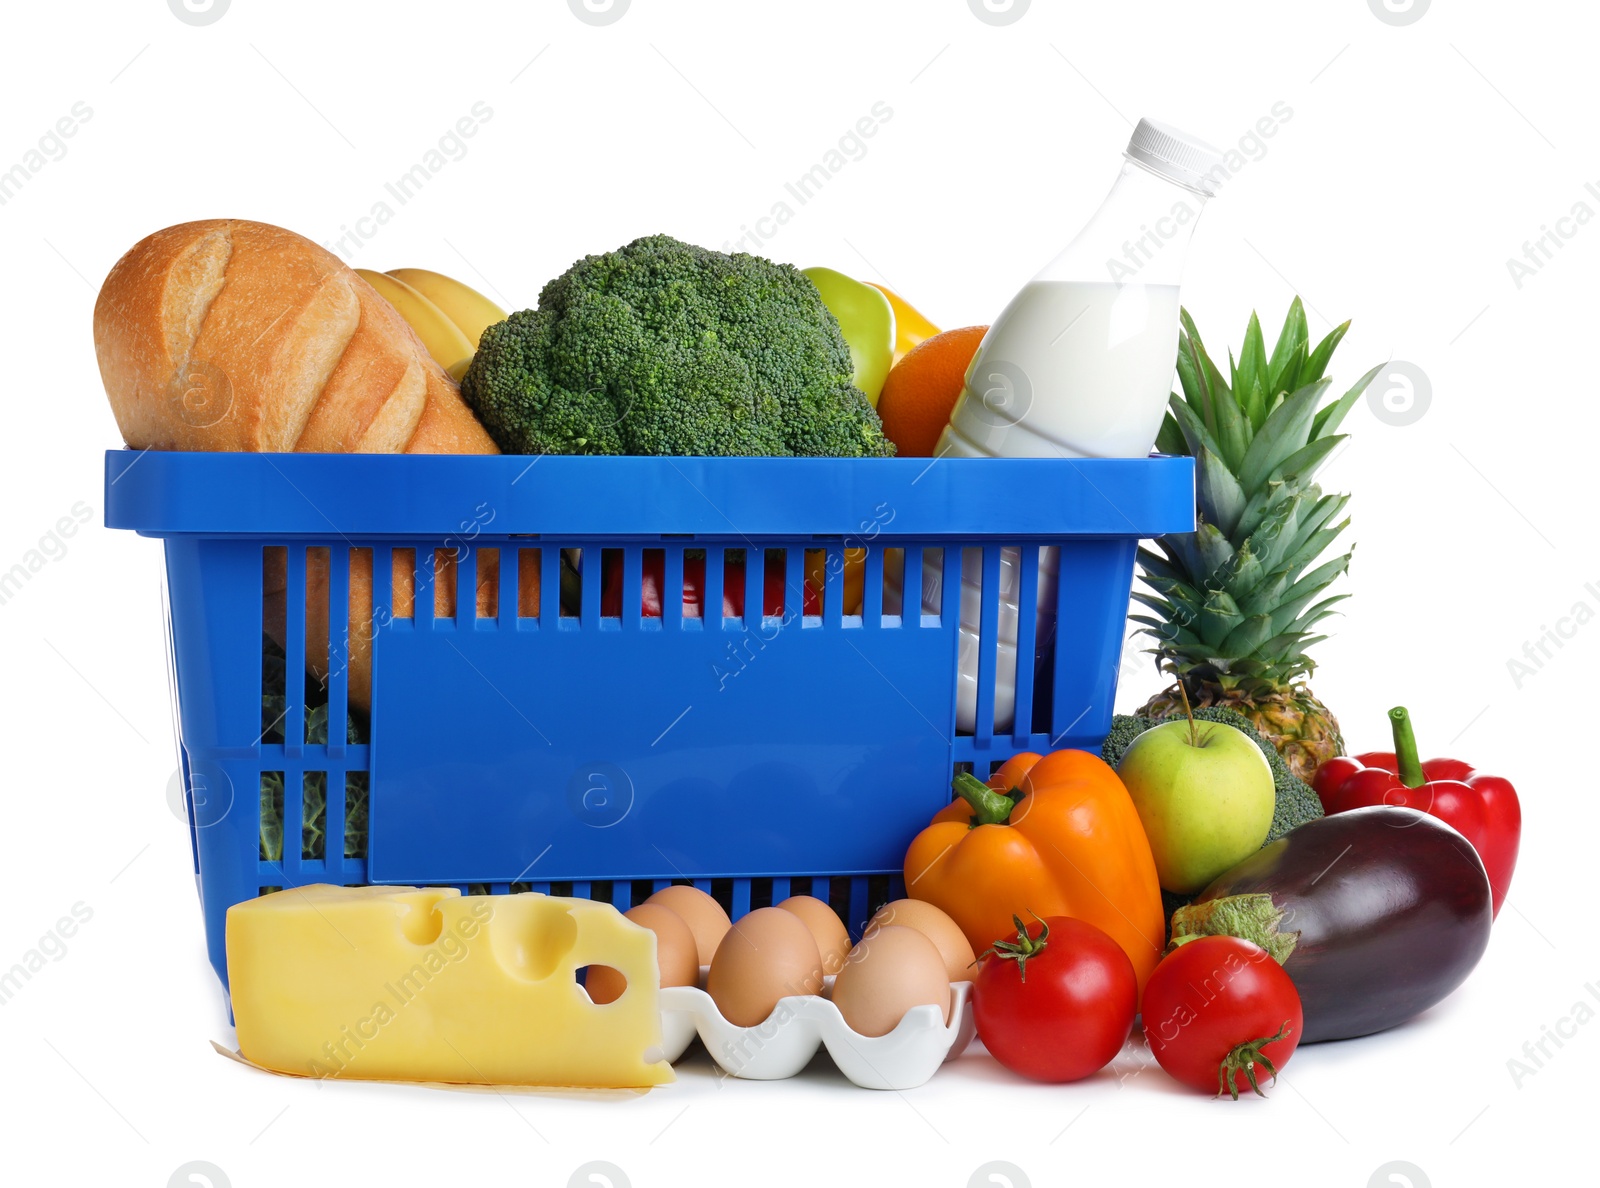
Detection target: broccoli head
<box><xmin>461</xmin><ymin>234</ymin><xmax>895</xmax><ymax>457</ymax></box>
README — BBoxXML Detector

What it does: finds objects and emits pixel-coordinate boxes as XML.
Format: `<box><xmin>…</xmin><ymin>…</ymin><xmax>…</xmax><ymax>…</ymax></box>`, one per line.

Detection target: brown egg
<box><xmin>587</xmin><ymin>903</ymin><xmax>699</xmax><ymax>1005</ymax></box>
<box><xmin>775</xmin><ymin>895</ymin><xmax>852</xmax><ymax>976</ymax></box>
<box><xmin>646</xmin><ymin>885</ymin><xmax>731</xmax><ymax>966</ymax></box>
<box><xmin>832</xmin><ymin>925</ymin><xmax>952</xmax><ymax>1038</ymax></box>
<box><xmin>706</xmin><ymin>907</ymin><xmax>824</xmax><ymax>1027</ymax></box>
<box><xmin>865</xmin><ymin>898</ymin><xmax>978</xmax><ymax>982</ymax></box>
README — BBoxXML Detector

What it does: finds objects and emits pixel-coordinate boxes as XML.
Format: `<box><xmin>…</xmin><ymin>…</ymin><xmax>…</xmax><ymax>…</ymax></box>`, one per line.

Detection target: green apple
<box><xmin>1115</xmin><ymin>718</ymin><xmax>1275</xmax><ymax>894</ymax></box>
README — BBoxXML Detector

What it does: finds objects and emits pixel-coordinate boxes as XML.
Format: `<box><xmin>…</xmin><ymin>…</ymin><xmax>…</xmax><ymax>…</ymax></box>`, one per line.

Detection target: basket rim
<box><xmin>103</xmin><ymin>449</ymin><xmax>1196</xmax><ymax>539</ymax></box>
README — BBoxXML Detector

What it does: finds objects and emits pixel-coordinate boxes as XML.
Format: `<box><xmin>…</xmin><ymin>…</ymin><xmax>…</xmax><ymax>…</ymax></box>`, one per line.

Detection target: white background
<box><xmin>0</xmin><ymin>1</ymin><xmax>1590</xmax><ymax>1185</ymax></box>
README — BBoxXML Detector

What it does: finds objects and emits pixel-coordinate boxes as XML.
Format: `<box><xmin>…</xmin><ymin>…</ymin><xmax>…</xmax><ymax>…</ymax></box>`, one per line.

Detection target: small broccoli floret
<box><xmin>1101</xmin><ymin>707</ymin><xmax>1324</xmax><ymax>845</ymax></box>
<box><xmin>462</xmin><ymin>235</ymin><xmax>894</xmax><ymax>458</ymax></box>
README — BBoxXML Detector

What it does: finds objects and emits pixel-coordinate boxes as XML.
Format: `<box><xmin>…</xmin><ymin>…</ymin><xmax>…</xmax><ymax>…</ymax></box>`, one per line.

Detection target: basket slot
<box><xmin>260</xmin><ymin>549</ymin><xmax>287</xmax><ymax>742</ymax></box>
<box><xmin>1012</xmin><ymin>545</ymin><xmax>1040</xmax><ymax>743</ymax></box>
<box><xmin>301</xmin><ymin>772</ymin><xmax>326</xmax><ymax>860</ymax></box>
<box><xmin>285</xmin><ymin>547</ymin><xmax>307</xmax><ymax>746</ymax></box>
<box><xmin>433</xmin><ymin>548</ymin><xmax>456</xmax><ymax>620</ymax></box>
<box><xmin>597</xmin><ymin>548</ymin><xmax>622</xmax><ymax>624</ymax></box>
<box><xmin>260</xmin><ymin>772</ymin><xmax>284</xmax><ymax>862</ymax></box>
<box><xmin>740</xmin><ymin>548</ymin><xmax>761</xmax><ymax>627</ymax></box>
<box><xmin>343</xmin><ymin>769</ymin><xmax>368</xmax><ymax>863</ymax></box>
<box><xmin>512</xmin><ymin>548</ymin><xmax>535</xmax><ymax>622</ymax></box>
<box><xmin>304</xmin><ymin>547</ymin><xmax>331</xmax><ymax>737</ymax></box>
<box><xmin>475</xmin><ymin>548</ymin><xmax>498</xmax><ymax>620</ymax></box>
<box><xmin>861</xmin><ymin>546</ymin><xmax>884</xmax><ymax>629</ymax></box>
<box><xmin>879</xmin><ymin>548</ymin><xmax>903</xmax><ymax>623</ymax></box>
<box><xmin>389</xmin><ymin>548</ymin><xmax>414</xmax><ymax>621</ymax></box>
<box><xmin>921</xmin><ymin>546</ymin><xmax>944</xmax><ymax>622</ymax></box>
<box><xmin>970</xmin><ymin>546</ymin><xmax>1001</xmax><ymax>738</ymax></box>
<box><xmin>328</xmin><ymin>545</ymin><xmax>353</xmax><ymax>744</ymax></box>
<box><xmin>489</xmin><ymin>544</ymin><xmax>508</xmax><ymax>627</ymax></box>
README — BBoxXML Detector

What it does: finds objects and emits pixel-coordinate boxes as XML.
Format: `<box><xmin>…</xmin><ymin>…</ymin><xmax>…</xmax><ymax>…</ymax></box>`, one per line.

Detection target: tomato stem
<box><xmin>1217</xmin><ymin>1020</ymin><xmax>1293</xmax><ymax>1100</ymax></box>
<box><xmin>978</xmin><ymin>913</ymin><xmax>1049</xmax><ymax>983</ymax></box>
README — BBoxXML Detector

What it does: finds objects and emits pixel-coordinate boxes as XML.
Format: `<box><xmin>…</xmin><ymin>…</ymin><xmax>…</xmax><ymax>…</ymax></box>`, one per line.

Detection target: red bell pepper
<box><xmin>1313</xmin><ymin>706</ymin><xmax>1520</xmax><ymax>917</ymax></box>
<box><xmin>600</xmin><ymin>551</ymin><xmax>820</xmax><ymax>619</ymax></box>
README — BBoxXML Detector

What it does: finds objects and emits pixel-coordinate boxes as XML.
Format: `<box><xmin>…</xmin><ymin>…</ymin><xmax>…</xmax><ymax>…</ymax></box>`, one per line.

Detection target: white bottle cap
<box><xmin>1125</xmin><ymin>118</ymin><xmax>1225</xmax><ymax>196</ymax></box>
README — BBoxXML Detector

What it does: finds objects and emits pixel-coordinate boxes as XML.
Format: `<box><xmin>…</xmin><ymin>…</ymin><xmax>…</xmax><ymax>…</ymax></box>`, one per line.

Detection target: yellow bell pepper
<box><xmin>869</xmin><ymin>283</ymin><xmax>940</xmax><ymax>363</ymax></box>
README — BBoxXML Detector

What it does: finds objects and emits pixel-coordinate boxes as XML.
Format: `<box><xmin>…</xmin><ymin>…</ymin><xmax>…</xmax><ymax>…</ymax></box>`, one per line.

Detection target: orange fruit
<box><xmin>876</xmin><ymin>325</ymin><xmax>988</xmax><ymax>458</ymax></box>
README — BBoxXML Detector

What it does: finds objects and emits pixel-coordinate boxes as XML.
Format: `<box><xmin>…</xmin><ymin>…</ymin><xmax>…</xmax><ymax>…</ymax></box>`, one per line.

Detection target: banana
<box><xmin>356</xmin><ymin>269</ymin><xmax>475</xmax><ymax>380</ymax></box>
<box><xmin>386</xmin><ymin>268</ymin><xmax>508</xmax><ymax>349</ymax></box>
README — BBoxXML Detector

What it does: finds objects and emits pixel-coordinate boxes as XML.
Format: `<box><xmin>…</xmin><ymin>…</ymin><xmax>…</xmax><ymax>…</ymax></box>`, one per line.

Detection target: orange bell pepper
<box><xmin>903</xmin><ymin>749</ymin><xmax>1166</xmax><ymax>996</ymax></box>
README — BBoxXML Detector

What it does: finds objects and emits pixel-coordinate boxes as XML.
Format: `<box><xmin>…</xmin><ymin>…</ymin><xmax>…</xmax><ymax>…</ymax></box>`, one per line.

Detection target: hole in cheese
<box><xmin>487</xmin><ymin>898</ymin><xmax>579</xmax><ymax>982</ymax></box>
<box><xmin>577</xmin><ymin>965</ymin><xmax>629</xmax><ymax>1005</ymax></box>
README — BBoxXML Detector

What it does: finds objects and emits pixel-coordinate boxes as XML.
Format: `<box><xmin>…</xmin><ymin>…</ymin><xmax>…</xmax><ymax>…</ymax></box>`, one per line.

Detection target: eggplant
<box><xmin>1171</xmin><ymin>806</ymin><xmax>1493</xmax><ymax>1043</ymax></box>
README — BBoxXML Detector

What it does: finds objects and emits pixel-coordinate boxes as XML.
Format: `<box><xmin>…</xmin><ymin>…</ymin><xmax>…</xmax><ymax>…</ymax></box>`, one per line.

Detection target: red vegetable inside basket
<box><xmin>600</xmin><ymin>550</ymin><xmax>820</xmax><ymax>619</ymax></box>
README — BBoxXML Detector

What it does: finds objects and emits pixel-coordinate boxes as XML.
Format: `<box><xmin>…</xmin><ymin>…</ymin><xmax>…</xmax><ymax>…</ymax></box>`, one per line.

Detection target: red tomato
<box><xmin>972</xmin><ymin>915</ymin><xmax>1137</xmax><ymax>1083</ymax></box>
<box><xmin>1141</xmin><ymin>935</ymin><xmax>1303</xmax><ymax>1099</ymax></box>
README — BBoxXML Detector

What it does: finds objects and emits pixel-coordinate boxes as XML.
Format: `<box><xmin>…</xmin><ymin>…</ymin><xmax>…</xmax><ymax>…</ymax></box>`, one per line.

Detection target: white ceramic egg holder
<box><xmin>658</xmin><ymin>971</ymin><xmax>975</xmax><ymax>1090</ymax></box>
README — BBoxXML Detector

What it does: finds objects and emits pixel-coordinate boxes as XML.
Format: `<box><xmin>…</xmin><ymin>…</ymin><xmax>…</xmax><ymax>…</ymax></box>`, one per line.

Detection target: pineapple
<box><xmin>1133</xmin><ymin>298</ymin><xmax>1380</xmax><ymax>784</ymax></box>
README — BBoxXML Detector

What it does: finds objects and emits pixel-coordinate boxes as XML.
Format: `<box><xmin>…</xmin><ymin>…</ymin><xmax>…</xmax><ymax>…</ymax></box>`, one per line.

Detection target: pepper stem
<box><xmin>1389</xmin><ymin>706</ymin><xmax>1426</xmax><ymax>789</ymax></box>
<box><xmin>952</xmin><ymin>771</ymin><xmax>1019</xmax><ymax>828</ymax></box>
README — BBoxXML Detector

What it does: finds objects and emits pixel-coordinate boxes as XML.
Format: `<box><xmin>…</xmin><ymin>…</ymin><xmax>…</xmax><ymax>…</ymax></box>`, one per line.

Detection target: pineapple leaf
<box><xmin>1267</xmin><ymin>298</ymin><xmax>1310</xmax><ymax>395</ymax></box>
<box><xmin>1245</xmin><ymin>378</ymin><xmax>1269</xmax><ymax>434</ymax></box>
<box><xmin>1182</xmin><ymin>315</ymin><xmax>1250</xmax><ymax>467</ymax></box>
<box><xmin>1237</xmin><ymin>313</ymin><xmax>1269</xmax><ymax>428</ymax></box>
<box><xmin>1155</xmin><ymin>408</ymin><xmax>1187</xmax><ymax>456</ymax></box>
<box><xmin>1237</xmin><ymin>378</ymin><xmax>1333</xmax><ymax>493</ymax></box>
<box><xmin>1200</xmin><ymin>590</ymin><xmax>1245</xmax><ymax>648</ymax></box>
<box><xmin>1284</xmin><ymin>598</ymin><xmax>1350</xmax><ymax>642</ymax></box>
<box><xmin>1236</xmin><ymin>567</ymin><xmax>1294</xmax><ymax>618</ymax></box>
<box><xmin>1280</xmin><ymin>522</ymin><xmax>1351</xmax><ymax>579</ymax></box>
<box><xmin>1311</xmin><ymin>363</ymin><xmax>1383</xmax><ymax>440</ymax></box>
<box><xmin>1274</xmin><ymin>492</ymin><xmax>1347</xmax><ymax>565</ymax></box>
<box><xmin>1267</xmin><ymin>557</ymin><xmax>1351</xmax><ymax>635</ymax></box>
<box><xmin>1177</xmin><ymin>313</ymin><xmax>1218</xmax><ymax>437</ymax></box>
<box><xmin>1168</xmin><ymin>397</ymin><xmax>1226</xmax><ymax>463</ymax></box>
<box><xmin>1300</xmin><ymin>320</ymin><xmax>1351</xmax><ymax>388</ymax></box>
<box><xmin>1217</xmin><ymin>540</ymin><xmax>1265</xmax><ymax>602</ymax></box>
<box><xmin>1235</xmin><ymin>478</ymin><xmax>1299</xmax><ymax>543</ymax></box>
<box><xmin>1193</xmin><ymin>522</ymin><xmax>1237</xmax><ymax>584</ymax></box>
<box><xmin>1218</xmin><ymin>613</ymin><xmax>1276</xmax><ymax>659</ymax></box>
<box><xmin>1136</xmin><ymin>545</ymin><xmax>1186</xmax><ymax>585</ymax></box>
<box><xmin>1197</xmin><ymin>446</ymin><xmax>1249</xmax><ymax>537</ymax></box>
<box><xmin>1175</xmin><ymin>328</ymin><xmax>1209</xmax><ymax>428</ymax></box>
<box><xmin>1269</xmin><ymin>434</ymin><xmax>1346</xmax><ymax>485</ymax></box>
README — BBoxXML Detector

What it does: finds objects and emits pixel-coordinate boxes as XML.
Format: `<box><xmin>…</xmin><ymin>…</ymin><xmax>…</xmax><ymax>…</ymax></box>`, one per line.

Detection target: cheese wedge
<box><xmin>227</xmin><ymin>885</ymin><xmax>673</xmax><ymax>1087</ymax></box>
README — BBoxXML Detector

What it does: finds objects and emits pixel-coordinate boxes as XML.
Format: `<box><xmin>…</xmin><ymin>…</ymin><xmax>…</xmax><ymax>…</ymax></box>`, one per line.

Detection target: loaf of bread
<box><xmin>96</xmin><ymin>219</ymin><xmax>502</xmax><ymax>712</ymax></box>
<box><xmin>93</xmin><ymin>218</ymin><xmax>497</xmax><ymax>455</ymax></box>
